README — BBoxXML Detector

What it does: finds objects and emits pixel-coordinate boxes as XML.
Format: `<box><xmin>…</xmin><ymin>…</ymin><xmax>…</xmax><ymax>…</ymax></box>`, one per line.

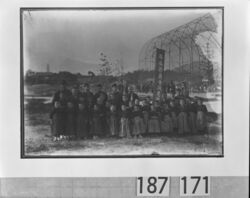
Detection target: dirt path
<box><xmin>25</xmin><ymin>123</ymin><xmax>222</xmax><ymax>156</ymax></box>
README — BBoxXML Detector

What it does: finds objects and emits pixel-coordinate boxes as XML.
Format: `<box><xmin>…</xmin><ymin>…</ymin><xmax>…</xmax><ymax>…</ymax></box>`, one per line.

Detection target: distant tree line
<box><xmin>25</xmin><ymin>71</ymin><xmax>79</xmax><ymax>85</ymax></box>
<box><xmin>25</xmin><ymin>69</ymin><xmax>208</xmax><ymax>90</ymax></box>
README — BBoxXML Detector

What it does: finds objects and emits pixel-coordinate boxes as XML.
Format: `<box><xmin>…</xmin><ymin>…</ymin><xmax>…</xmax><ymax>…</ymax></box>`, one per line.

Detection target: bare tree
<box><xmin>99</xmin><ymin>53</ymin><xmax>112</xmax><ymax>76</ymax></box>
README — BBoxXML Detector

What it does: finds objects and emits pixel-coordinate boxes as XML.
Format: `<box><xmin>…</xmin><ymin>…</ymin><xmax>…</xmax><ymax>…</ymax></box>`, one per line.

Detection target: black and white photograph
<box><xmin>21</xmin><ymin>8</ymin><xmax>223</xmax><ymax>157</ymax></box>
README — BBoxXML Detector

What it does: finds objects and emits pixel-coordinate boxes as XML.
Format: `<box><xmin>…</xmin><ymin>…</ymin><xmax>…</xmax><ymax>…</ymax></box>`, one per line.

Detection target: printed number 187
<box><xmin>137</xmin><ymin>177</ymin><xmax>170</xmax><ymax>196</ymax></box>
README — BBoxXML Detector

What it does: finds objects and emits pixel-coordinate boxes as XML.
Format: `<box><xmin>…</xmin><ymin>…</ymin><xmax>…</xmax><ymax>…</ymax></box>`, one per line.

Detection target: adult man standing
<box><xmin>81</xmin><ymin>83</ymin><xmax>94</xmax><ymax>109</ymax></box>
<box><xmin>94</xmin><ymin>84</ymin><xmax>107</xmax><ymax>105</ymax></box>
<box><xmin>51</xmin><ymin>80</ymin><xmax>72</xmax><ymax>138</ymax></box>
<box><xmin>52</xmin><ymin>80</ymin><xmax>72</xmax><ymax>106</ymax></box>
<box><xmin>80</xmin><ymin>83</ymin><xmax>95</xmax><ymax>137</ymax></box>
<box><xmin>110</xmin><ymin>83</ymin><xmax>122</xmax><ymax>110</ymax></box>
<box><xmin>71</xmin><ymin>84</ymin><xmax>81</xmax><ymax>106</ymax></box>
<box><xmin>167</xmin><ymin>80</ymin><xmax>176</xmax><ymax>98</ymax></box>
<box><xmin>127</xmin><ymin>85</ymin><xmax>139</xmax><ymax>103</ymax></box>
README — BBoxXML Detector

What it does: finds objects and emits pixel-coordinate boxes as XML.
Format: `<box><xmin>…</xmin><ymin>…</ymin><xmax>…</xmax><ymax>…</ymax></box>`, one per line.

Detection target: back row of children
<box><xmin>50</xmin><ymin>81</ymin><xmax>208</xmax><ymax>141</ymax></box>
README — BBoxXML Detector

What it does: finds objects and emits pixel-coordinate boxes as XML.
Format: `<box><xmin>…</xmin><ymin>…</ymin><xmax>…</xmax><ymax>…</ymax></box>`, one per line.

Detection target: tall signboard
<box><xmin>153</xmin><ymin>48</ymin><xmax>165</xmax><ymax>101</ymax></box>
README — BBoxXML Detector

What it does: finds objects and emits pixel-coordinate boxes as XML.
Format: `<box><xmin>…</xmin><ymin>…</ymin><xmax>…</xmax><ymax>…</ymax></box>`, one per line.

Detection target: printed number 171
<box><xmin>180</xmin><ymin>176</ymin><xmax>210</xmax><ymax>196</ymax></box>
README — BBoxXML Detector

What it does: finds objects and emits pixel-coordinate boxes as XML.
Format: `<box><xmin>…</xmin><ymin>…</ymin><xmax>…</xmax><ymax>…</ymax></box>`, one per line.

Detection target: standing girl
<box><xmin>187</xmin><ymin>98</ymin><xmax>197</xmax><ymax>134</ymax></box>
<box><xmin>91</xmin><ymin>104</ymin><xmax>104</xmax><ymax>139</ymax></box>
<box><xmin>141</xmin><ymin>100</ymin><xmax>150</xmax><ymax>134</ymax></box>
<box><xmin>177</xmin><ymin>99</ymin><xmax>190</xmax><ymax>135</ymax></box>
<box><xmin>169</xmin><ymin>100</ymin><xmax>178</xmax><ymax>132</ymax></box>
<box><xmin>76</xmin><ymin>103</ymin><xmax>88</xmax><ymax>139</ymax></box>
<box><xmin>66</xmin><ymin>101</ymin><xmax>76</xmax><ymax>139</ymax></box>
<box><xmin>109</xmin><ymin>105</ymin><xmax>119</xmax><ymax>137</ymax></box>
<box><xmin>148</xmin><ymin>104</ymin><xmax>161</xmax><ymax>133</ymax></box>
<box><xmin>119</xmin><ymin>105</ymin><xmax>131</xmax><ymax>138</ymax></box>
<box><xmin>161</xmin><ymin>103</ymin><xmax>174</xmax><ymax>133</ymax></box>
<box><xmin>196</xmin><ymin>99</ymin><xmax>208</xmax><ymax>133</ymax></box>
<box><xmin>50</xmin><ymin>101</ymin><xmax>65</xmax><ymax>141</ymax></box>
<box><xmin>132</xmin><ymin>105</ymin><xmax>144</xmax><ymax>138</ymax></box>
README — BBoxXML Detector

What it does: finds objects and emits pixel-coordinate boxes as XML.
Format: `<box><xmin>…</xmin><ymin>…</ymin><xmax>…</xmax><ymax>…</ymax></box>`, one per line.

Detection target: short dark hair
<box><xmin>111</xmin><ymin>83</ymin><xmax>117</xmax><ymax>87</ymax></box>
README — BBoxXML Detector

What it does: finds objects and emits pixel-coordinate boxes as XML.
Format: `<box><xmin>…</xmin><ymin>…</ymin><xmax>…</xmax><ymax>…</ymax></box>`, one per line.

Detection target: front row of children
<box><xmin>50</xmin><ymin>96</ymin><xmax>208</xmax><ymax>141</ymax></box>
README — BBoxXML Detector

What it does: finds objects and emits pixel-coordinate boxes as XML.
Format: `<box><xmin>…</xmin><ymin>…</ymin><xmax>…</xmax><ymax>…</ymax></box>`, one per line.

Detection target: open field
<box><xmin>24</xmin><ymin>104</ymin><xmax>222</xmax><ymax>156</ymax></box>
<box><xmin>23</xmin><ymin>84</ymin><xmax>222</xmax><ymax>156</ymax></box>
<box><xmin>25</xmin><ymin>123</ymin><xmax>222</xmax><ymax>156</ymax></box>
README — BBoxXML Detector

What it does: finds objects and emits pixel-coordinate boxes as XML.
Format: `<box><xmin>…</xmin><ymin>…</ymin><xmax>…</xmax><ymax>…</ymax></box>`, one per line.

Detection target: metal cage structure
<box><xmin>138</xmin><ymin>12</ymin><xmax>222</xmax><ymax>81</ymax></box>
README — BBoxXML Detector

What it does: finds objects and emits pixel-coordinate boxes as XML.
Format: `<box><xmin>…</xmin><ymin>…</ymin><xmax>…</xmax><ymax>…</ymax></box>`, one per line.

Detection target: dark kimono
<box><xmin>141</xmin><ymin>105</ymin><xmax>150</xmax><ymax>133</ymax></box>
<box><xmin>177</xmin><ymin>105</ymin><xmax>190</xmax><ymax>134</ymax></box>
<box><xmin>81</xmin><ymin>91</ymin><xmax>95</xmax><ymax>135</ymax></box>
<box><xmin>52</xmin><ymin>89</ymin><xmax>72</xmax><ymax>106</ymax></box>
<box><xmin>161</xmin><ymin>110</ymin><xmax>173</xmax><ymax>133</ymax></box>
<box><xmin>196</xmin><ymin>104</ymin><xmax>208</xmax><ymax>132</ymax></box>
<box><xmin>187</xmin><ymin>102</ymin><xmax>197</xmax><ymax>134</ymax></box>
<box><xmin>76</xmin><ymin>108</ymin><xmax>88</xmax><ymax>139</ymax></box>
<box><xmin>110</xmin><ymin>91</ymin><xmax>122</xmax><ymax>110</ymax></box>
<box><xmin>50</xmin><ymin>107</ymin><xmax>65</xmax><ymax>136</ymax></box>
<box><xmin>127</xmin><ymin>92</ymin><xmax>139</xmax><ymax>102</ymax></box>
<box><xmin>91</xmin><ymin>105</ymin><xmax>106</xmax><ymax>136</ymax></box>
<box><xmin>169</xmin><ymin>106</ymin><xmax>178</xmax><ymax>130</ymax></box>
<box><xmin>109</xmin><ymin>111</ymin><xmax>120</xmax><ymax>136</ymax></box>
<box><xmin>148</xmin><ymin>110</ymin><xmax>161</xmax><ymax>133</ymax></box>
<box><xmin>82</xmin><ymin>91</ymin><xmax>95</xmax><ymax>109</ymax></box>
<box><xmin>119</xmin><ymin>110</ymin><xmax>131</xmax><ymax>138</ymax></box>
<box><xmin>94</xmin><ymin>91</ymin><xmax>108</xmax><ymax>104</ymax></box>
<box><xmin>71</xmin><ymin>94</ymin><xmax>80</xmax><ymax>133</ymax></box>
<box><xmin>132</xmin><ymin>110</ymin><xmax>145</xmax><ymax>135</ymax></box>
<box><xmin>66</xmin><ymin>107</ymin><xmax>76</xmax><ymax>137</ymax></box>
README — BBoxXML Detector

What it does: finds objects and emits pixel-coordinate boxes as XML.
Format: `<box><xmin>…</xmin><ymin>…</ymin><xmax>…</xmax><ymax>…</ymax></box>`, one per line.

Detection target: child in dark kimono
<box><xmin>98</xmin><ymin>97</ymin><xmax>108</xmax><ymax>137</ymax></box>
<box><xmin>196</xmin><ymin>99</ymin><xmax>208</xmax><ymax>133</ymax></box>
<box><xmin>141</xmin><ymin>99</ymin><xmax>150</xmax><ymax>134</ymax></box>
<box><xmin>134</xmin><ymin>99</ymin><xmax>140</xmax><ymax>106</ymax></box>
<box><xmin>177</xmin><ymin>99</ymin><xmax>190</xmax><ymax>135</ymax></box>
<box><xmin>58</xmin><ymin>92</ymin><xmax>68</xmax><ymax>139</ymax></box>
<box><xmin>127</xmin><ymin>101</ymin><xmax>134</xmax><ymax>112</ymax></box>
<box><xmin>50</xmin><ymin>101</ymin><xmax>65</xmax><ymax>141</ymax></box>
<box><xmin>132</xmin><ymin>105</ymin><xmax>144</xmax><ymax>138</ymax></box>
<box><xmin>119</xmin><ymin>105</ymin><xmax>131</xmax><ymax>138</ymax></box>
<box><xmin>91</xmin><ymin>104</ymin><xmax>106</xmax><ymax>139</ymax></box>
<box><xmin>105</xmin><ymin>101</ymin><xmax>111</xmax><ymax>136</ymax></box>
<box><xmin>66</xmin><ymin>101</ymin><xmax>76</xmax><ymax>139</ymax></box>
<box><xmin>161</xmin><ymin>103</ymin><xmax>174</xmax><ymax>133</ymax></box>
<box><xmin>76</xmin><ymin>103</ymin><xmax>88</xmax><ymax>139</ymax></box>
<box><xmin>148</xmin><ymin>104</ymin><xmax>161</xmax><ymax>133</ymax></box>
<box><xmin>169</xmin><ymin>100</ymin><xmax>178</xmax><ymax>131</ymax></box>
<box><xmin>154</xmin><ymin>100</ymin><xmax>162</xmax><ymax>113</ymax></box>
<box><xmin>187</xmin><ymin>99</ymin><xmax>197</xmax><ymax>134</ymax></box>
<box><xmin>128</xmin><ymin>101</ymin><xmax>134</xmax><ymax>134</ymax></box>
<box><xmin>122</xmin><ymin>94</ymin><xmax>129</xmax><ymax>106</ymax></box>
<box><xmin>109</xmin><ymin>105</ymin><xmax>119</xmax><ymax>137</ymax></box>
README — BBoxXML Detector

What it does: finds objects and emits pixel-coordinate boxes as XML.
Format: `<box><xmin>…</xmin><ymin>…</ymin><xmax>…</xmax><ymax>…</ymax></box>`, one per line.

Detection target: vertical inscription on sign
<box><xmin>180</xmin><ymin>176</ymin><xmax>210</xmax><ymax>196</ymax></box>
<box><xmin>137</xmin><ymin>177</ymin><xmax>170</xmax><ymax>196</ymax></box>
<box><xmin>153</xmin><ymin>48</ymin><xmax>165</xmax><ymax>101</ymax></box>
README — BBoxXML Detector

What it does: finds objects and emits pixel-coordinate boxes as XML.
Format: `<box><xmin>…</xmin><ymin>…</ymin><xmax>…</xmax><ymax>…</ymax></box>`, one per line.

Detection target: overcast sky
<box><xmin>23</xmin><ymin>9</ymin><xmax>220</xmax><ymax>74</ymax></box>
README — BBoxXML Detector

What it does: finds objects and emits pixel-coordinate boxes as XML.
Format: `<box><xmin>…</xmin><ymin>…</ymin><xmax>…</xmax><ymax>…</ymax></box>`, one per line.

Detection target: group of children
<box><xmin>50</xmin><ymin>82</ymin><xmax>208</xmax><ymax>141</ymax></box>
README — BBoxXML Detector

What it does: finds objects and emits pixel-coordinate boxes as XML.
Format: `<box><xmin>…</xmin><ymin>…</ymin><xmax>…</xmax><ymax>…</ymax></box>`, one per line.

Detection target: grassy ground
<box><xmin>24</xmin><ymin>104</ymin><xmax>222</xmax><ymax>156</ymax></box>
<box><xmin>24</xmin><ymin>84</ymin><xmax>59</xmax><ymax>96</ymax></box>
<box><xmin>23</xmin><ymin>84</ymin><xmax>222</xmax><ymax>156</ymax></box>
